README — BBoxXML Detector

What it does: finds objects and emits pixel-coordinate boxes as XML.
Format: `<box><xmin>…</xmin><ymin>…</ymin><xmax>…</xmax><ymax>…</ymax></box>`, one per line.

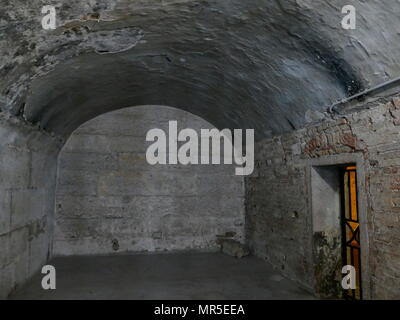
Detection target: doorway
<box><xmin>310</xmin><ymin>156</ymin><xmax>368</xmax><ymax>299</ymax></box>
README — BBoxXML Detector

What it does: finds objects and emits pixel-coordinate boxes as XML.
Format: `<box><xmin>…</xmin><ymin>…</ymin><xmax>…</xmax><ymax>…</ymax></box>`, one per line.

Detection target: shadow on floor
<box><xmin>10</xmin><ymin>252</ymin><xmax>315</xmax><ymax>300</ymax></box>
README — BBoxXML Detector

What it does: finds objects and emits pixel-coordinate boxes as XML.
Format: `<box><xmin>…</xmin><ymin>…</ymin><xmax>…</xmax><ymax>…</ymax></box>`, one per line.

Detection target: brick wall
<box><xmin>246</xmin><ymin>96</ymin><xmax>400</xmax><ymax>299</ymax></box>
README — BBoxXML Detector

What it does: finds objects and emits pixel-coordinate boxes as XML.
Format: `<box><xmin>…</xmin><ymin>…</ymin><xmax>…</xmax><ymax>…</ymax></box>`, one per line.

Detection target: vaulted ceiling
<box><xmin>1</xmin><ymin>0</ymin><xmax>400</xmax><ymax>139</ymax></box>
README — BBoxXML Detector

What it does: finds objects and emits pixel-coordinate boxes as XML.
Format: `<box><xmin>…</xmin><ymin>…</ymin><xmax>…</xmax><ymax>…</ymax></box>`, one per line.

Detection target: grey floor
<box><xmin>10</xmin><ymin>252</ymin><xmax>314</xmax><ymax>300</ymax></box>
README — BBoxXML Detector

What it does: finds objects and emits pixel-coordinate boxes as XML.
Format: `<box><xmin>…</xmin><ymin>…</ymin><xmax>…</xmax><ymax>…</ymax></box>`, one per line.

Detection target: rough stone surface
<box><xmin>54</xmin><ymin>105</ymin><xmax>245</xmax><ymax>256</ymax></box>
<box><xmin>1</xmin><ymin>0</ymin><xmax>400</xmax><ymax>300</ymax></box>
<box><xmin>0</xmin><ymin>114</ymin><xmax>61</xmax><ymax>299</ymax></box>
<box><xmin>2</xmin><ymin>1</ymin><xmax>400</xmax><ymax>139</ymax></box>
<box><xmin>220</xmin><ymin>239</ymin><xmax>250</xmax><ymax>259</ymax></box>
<box><xmin>9</xmin><ymin>253</ymin><xmax>314</xmax><ymax>300</ymax></box>
<box><xmin>246</xmin><ymin>95</ymin><xmax>400</xmax><ymax>299</ymax></box>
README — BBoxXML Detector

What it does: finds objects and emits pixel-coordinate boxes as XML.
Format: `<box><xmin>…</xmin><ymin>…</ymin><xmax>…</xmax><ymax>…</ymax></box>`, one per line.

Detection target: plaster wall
<box><xmin>0</xmin><ymin>115</ymin><xmax>60</xmax><ymax>299</ymax></box>
<box><xmin>54</xmin><ymin>106</ymin><xmax>245</xmax><ymax>256</ymax></box>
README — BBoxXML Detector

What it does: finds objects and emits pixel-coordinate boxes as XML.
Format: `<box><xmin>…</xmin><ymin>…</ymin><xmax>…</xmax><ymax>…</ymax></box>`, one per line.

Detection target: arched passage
<box><xmin>1</xmin><ymin>0</ymin><xmax>400</xmax><ymax>300</ymax></box>
<box><xmin>7</xmin><ymin>0</ymin><xmax>398</xmax><ymax>139</ymax></box>
<box><xmin>8</xmin><ymin>104</ymin><xmax>312</xmax><ymax>300</ymax></box>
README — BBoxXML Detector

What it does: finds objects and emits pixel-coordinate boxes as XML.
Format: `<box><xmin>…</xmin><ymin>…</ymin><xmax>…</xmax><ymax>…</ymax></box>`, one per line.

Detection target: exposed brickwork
<box><xmin>246</xmin><ymin>96</ymin><xmax>400</xmax><ymax>299</ymax></box>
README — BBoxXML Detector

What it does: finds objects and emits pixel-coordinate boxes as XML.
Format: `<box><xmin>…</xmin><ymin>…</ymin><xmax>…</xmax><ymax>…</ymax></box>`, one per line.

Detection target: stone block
<box><xmin>219</xmin><ymin>239</ymin><xmax>250</xmax><ymax>258</ymax></box>
<box><xmin>0</xmin><ymin>146</ymin><xmax>30</xmax><ymax>189</ymax></box>
<box><xmin>0</xmin><ymin>189</ymin><xmax>11</xmax><ymax>235</ymax></box>
<box><xmin>11</xmin><ymin>189</ymin><xmax>45</xmax><ymax>230</ymax></box>
<box><xmin>30</xmin><ymin>151</ymin><xmax>58</xmax><ymax>189</ymax></box>
<box><xmin>28</xmin><ymin>230</ymin><xmax>50</xmax><ymax>275</ymax></box>
<box><xmin>0</xmin><ymin>233</ymin><xmax>10</xmax><ymax>268</ymax></box>
<box><xmin>8</xmin><ymin>227</ymin><xmax>29</xmax><ymax>263</ymax></box>
<box><xmin>0</xmin><ymin>263</ymin><xmax>13</xmax><ymax>299</ymax></box>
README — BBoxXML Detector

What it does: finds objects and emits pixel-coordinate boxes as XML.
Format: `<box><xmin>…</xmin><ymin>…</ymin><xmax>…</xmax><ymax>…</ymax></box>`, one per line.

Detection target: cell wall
<box><xmin>54</xmin><ymin>106</ymin><xmax>245</xmax><ymax>256</ymax></box>
<box><xmin>246</xmin><ymin>96</ymin><xmax>400</xmax><ymax>299</ymax></box>
<box><xmin>0</xmin><ymin>115</ymin><xmax>60</xmax><ymax>299</ymax></box>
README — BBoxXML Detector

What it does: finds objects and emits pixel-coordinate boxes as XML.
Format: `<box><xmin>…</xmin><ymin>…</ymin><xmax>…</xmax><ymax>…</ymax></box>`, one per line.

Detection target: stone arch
<box><xmin>7</xmin><ymin>0</ymin><xmax>400</xmax><ymax>141</ymax></box>
<box><xmin>2</xmin><ymin>0</ymin><xmax>400</xmax><ymax>299</ymax></box>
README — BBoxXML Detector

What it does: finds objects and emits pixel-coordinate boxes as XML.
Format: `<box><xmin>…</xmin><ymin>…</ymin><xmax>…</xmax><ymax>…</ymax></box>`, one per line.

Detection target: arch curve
<box><xmin>3</xmin><ymin>1</ymin><xmax>399</xmax><ymax>140</ymax></box>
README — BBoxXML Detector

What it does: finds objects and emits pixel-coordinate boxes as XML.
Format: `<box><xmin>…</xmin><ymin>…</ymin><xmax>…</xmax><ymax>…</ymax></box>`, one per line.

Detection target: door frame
<box><xmin>306</xmin><ymin>153</ymin><xmax>371</xmax><ymax>299</ymax></box>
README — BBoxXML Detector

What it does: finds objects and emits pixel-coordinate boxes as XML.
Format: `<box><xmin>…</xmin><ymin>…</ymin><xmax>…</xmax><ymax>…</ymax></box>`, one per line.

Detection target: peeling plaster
<box><xmin>1</xmin><ymin>0</ymin><xmax>400</xmax><ymax>140</ymax></box>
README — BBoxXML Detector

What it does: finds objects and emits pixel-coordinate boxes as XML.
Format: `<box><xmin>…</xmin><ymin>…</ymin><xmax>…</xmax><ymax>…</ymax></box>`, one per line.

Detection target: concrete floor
<box><xmin>10</xmin><ymin>253</ymin><xmax>315</xmax><ymax>300</ymax></box>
